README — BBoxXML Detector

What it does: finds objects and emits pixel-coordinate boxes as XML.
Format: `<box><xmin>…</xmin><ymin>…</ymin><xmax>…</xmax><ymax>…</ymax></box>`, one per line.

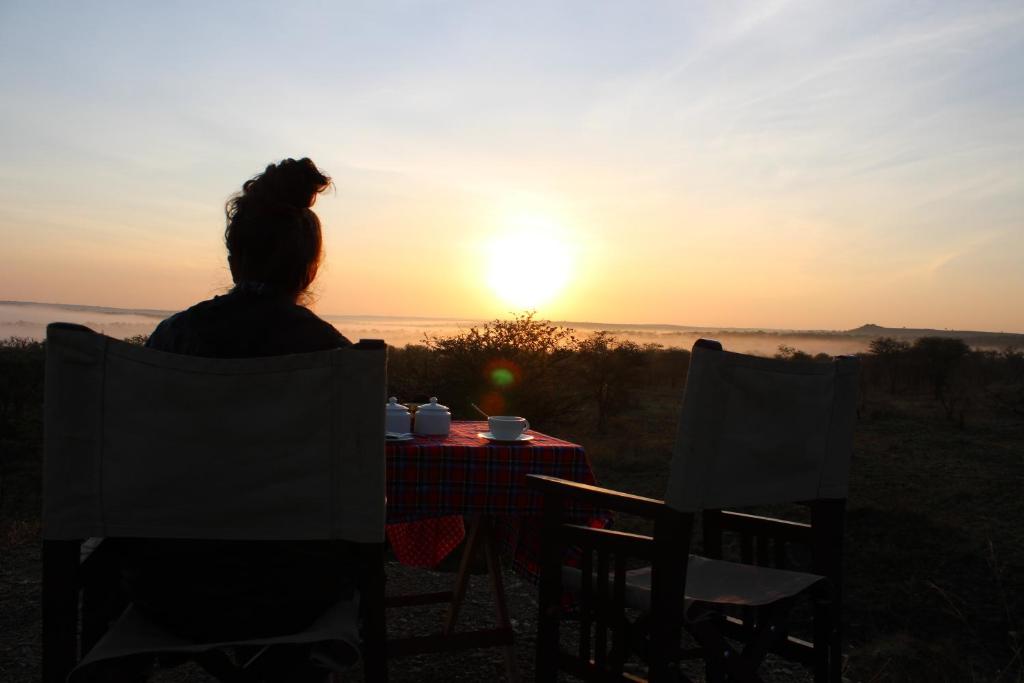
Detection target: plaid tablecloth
<box><xmin>386</xmin><ymin>421</ymin><xmax>607</xmax><ymax>579</ymax></box>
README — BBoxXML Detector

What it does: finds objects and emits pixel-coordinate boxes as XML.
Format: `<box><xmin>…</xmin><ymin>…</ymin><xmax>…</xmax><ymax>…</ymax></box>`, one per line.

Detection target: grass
<box><xmin>528</xmin><ymin>375</ymin><xmax>1024</xmax><ymax>682</ymax></box>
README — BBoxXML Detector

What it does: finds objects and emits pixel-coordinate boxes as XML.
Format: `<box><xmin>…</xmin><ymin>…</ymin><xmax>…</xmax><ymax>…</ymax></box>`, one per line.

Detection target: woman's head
<box><xmin>225</xmin><ymin>158</ymin><xmax>332</xmax><ymax>299</ymax></box>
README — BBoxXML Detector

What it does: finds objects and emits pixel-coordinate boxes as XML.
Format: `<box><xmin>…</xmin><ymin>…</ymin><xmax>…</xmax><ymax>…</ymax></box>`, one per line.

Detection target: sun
<box><xmin>485</xmin><ymin>216</ymin><xmax>574</xmax><ymax>310</ymax></box>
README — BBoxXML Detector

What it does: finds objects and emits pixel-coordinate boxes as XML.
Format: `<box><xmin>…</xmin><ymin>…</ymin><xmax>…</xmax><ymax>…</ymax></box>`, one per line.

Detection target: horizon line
<box><xmin>1</xmin><ymin>299</ymin><xmax>1022</xmax><ymax>338</ymax></box>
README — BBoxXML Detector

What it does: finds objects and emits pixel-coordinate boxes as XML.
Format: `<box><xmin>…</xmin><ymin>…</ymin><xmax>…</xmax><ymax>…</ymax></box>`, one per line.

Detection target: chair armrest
<box><xmin>711</xmin><ymin>510</ymin><xmax>812</xmax><ymax>544</ymax></box>
<box><xmin>527</xmin><ymin>474</ymin><xmax>665</xmax><ymax>518</ymax></box>
<box><xmin>560</xmin><ymin>524</ymin><xmax>654</xmax><ymax>560</ymax></box>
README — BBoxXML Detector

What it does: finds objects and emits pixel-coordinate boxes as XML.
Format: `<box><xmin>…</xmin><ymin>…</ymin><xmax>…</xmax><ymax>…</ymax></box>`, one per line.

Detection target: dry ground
<box><xmin>3</xmin><ymin>389</ymin><xmax>1023</xmax><ymax>681</ymax></box>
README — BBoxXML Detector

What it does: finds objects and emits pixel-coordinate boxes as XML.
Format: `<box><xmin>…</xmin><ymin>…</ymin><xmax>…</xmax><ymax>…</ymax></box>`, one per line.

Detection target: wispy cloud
<box><xmin>0</xmin><ymin>1</ymin><xmax>1021</xmax><ymax>330</ymax></box>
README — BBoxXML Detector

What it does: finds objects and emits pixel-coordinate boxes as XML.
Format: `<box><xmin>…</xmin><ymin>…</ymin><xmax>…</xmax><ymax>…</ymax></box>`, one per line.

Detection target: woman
<box><xmin>147</xmin><ymin>157</ymin><xmax>350</xmax><ymax>357</ymax></box>
<box><xmin>112</xmin><ymin>158</ymin><xmax>355</xmax><ymax>680</ymax></box>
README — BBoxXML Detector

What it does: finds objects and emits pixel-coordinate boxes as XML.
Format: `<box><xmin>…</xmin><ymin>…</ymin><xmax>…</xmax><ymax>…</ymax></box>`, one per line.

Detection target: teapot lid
<box><xmin>386</xmin><ymin>397</ymin><xmax>410</xmax><ymax>413</ymax></box>
<box><xmin>418</xmin><ymin>397</ymin><xmax>449</xmax><ymax>412</ymax></box>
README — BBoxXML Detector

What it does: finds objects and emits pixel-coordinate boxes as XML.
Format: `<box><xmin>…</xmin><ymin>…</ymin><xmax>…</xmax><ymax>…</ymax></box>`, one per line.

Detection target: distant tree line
<box><xmin>389</xmin><ymin>312</ymin><xmax>689</xmax><ymax>433</ymax></box>
<box><xmin>1</xmin><ymin>322</ymin><xmax>1022</xmax><ymax>450</ymax></box>
<box><xmin>856</xmin><ymin>336</ymin><xmax>1024</xmax><ymax>426</ymax></box>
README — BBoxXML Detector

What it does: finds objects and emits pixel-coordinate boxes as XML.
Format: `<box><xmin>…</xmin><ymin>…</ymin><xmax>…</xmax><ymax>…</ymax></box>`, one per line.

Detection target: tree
<box><xmin>775</xmin><ymin>345</ymin><xmax>813</xmax><ymax>362</ymax></box>
<box><xmin>868</xmin><ymin>336</ymin><xmax>911</xmax><ymax>393</ymax></box>
<box><xmin>575</xmin><ymin>332</ymin><xmax>645</xmax><ymax>433</ymax></box>
<box><xmin>423</xmin><ymin>312</ymin><xmax>578</xmax><ymax>425</ymax></box>
<box><xmin>912</xmin><ymin>336</ymin><xmax>969</xmax><ymax>401</ymax></box>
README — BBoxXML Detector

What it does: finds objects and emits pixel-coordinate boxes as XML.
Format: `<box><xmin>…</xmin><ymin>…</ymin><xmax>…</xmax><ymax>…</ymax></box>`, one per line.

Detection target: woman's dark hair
<box><xmin>225</xmin><ymin>158</ymin><xmax>332</xmax><ymax>298</ymax></box>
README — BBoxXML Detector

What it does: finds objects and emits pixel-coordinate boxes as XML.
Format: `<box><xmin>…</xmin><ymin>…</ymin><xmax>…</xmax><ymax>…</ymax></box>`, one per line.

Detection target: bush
<box><xmin>421</xmin><ymin>312</ymin><xmax>579</xmax><ymax>426</ymax></box>
<box><xmin>575</xmin><ymin>332</ymin><xmax>645</xmax><ymax>433</ymax></box>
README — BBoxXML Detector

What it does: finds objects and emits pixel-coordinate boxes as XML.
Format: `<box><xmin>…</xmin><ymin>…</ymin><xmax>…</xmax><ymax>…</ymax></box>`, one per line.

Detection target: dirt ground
<box><xmin>1</xmin><ymin>539</ymin><xmax>815</xmax><ymax>683</ymax></box>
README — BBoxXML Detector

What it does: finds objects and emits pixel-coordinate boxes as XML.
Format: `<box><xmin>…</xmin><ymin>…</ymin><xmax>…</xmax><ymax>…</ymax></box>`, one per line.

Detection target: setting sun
<box><xmin>485</xmin><ymin>216</ymin><xmax>574</xmax><ymax>310</ymax></box>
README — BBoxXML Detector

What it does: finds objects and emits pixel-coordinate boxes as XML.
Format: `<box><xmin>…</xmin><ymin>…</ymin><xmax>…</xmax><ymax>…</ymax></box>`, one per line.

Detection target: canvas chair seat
<box><xmin>563</xmin><ymin>554</ymin><xmax>827</xmax><ymax>616</ymax></box>
<box><xmin>75</xmin><ymin>597</ymin><xmax>361</xmax><ymax>675</ymax></box>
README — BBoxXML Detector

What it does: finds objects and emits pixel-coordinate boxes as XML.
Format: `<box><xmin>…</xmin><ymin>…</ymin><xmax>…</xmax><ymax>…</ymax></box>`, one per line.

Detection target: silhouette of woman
<box><xmin>111</xmin><ymin>158</ymin><xmax>355</xmax><ymax>680</ymax></box>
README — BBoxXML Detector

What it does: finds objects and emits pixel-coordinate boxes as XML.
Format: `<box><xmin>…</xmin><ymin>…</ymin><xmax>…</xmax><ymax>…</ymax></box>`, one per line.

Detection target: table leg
<box><xmin>444</xmin><ymin>515</ymin><xmax>485</xmax><ymax>635</ymax></box>
<box><xmin>482</xmin><ymin>518</ymin><xmax>522</xmax><ymax>683</ymax></box>
<box><xmin>389</xmin><ymin>514</ymin><xmax>519</xmax><ymax>682</ymax></box>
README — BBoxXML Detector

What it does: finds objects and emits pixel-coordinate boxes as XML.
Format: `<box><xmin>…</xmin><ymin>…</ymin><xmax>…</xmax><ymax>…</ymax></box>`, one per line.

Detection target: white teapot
<box><xmin>385</xmin><ymin>397</ymin><xmax>411</xmax><ymax>434</ymax></box>
<box><xmin>414</xmin><ymin>397</ymin><xmax>451</xmax><ymax>436</ymax></box>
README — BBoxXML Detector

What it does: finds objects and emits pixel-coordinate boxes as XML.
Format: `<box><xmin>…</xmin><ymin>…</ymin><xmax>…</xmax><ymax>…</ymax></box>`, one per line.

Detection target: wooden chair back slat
<box><xmin>579</xmin><ymin>548</ymin><xmax>593</xmax><ymax>663</ymax></box>
<box><xmin>595</xmin><ymin>549</ymin><xmax>610</xmax><ymax>670</ymax></box>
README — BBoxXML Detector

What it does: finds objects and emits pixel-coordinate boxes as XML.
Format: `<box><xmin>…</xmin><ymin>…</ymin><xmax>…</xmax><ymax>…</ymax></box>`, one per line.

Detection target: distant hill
<box><xmin>547</xmin><ymin>320</ymin><xmax>1024</xmax><ymax>352</ymax></box>
<box><xmin>841</xmin><ymin>323</ymin><xmax>1024</xmax><ymax>348</ymax></box>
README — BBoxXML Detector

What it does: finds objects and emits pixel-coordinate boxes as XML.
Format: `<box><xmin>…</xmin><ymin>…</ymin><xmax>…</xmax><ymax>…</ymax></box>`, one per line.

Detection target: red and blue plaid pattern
<box><xmin>386</xmin><ymin>421</ymin><xmax>608</xmax><ymax>578</ymax></box>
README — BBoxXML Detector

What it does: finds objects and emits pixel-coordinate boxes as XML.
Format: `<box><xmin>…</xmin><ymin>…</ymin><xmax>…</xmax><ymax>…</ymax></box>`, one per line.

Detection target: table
<box><xmin>382</xmin><ymin>421</ymin><xmax>607</xmax><ymax>680</ymax></box>
<box><xmin>386</xmin><ymin>420</ymin><xmax>606</xmax><ymax>575</ymax></box>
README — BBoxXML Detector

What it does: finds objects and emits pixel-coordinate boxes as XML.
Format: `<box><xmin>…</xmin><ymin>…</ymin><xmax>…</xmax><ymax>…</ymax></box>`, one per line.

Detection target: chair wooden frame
<box><xmin>530</xmin><ymin>475</ymin><xmax>689</xmax><ymax>683</ymax></box>
<box><xmin>528</xmin><ymin>476</ymin><xmax>845</xmax><ymax>683</ymax></box>
<box><xmin>528</xmin><ymin>338</ymin><xmax>856</xmax><ymax>683</ymax></box>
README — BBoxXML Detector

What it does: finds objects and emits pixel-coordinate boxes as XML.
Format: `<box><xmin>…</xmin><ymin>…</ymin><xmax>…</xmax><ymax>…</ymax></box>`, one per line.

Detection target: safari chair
<box><xmin>527</xmin><ymin>339</ymin><xmax>859</xmax><ymax>683</ymax></box>
<box><xmin>40</xmin><ymin>323</ymin><xmax>388</xmax><ymax>682</ymax></box>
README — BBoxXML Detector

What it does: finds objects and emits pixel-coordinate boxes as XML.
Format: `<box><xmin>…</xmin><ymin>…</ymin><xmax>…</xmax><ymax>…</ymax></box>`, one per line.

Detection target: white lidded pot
<box><xmin>414</xmin><ymin>397</ymin><xmax>451</xmax><ymax>436</ymax></box>
<box><xmin>385</xmin><ymin>397</ymin><xmax>411</xmax><ymax>434</ymax></box>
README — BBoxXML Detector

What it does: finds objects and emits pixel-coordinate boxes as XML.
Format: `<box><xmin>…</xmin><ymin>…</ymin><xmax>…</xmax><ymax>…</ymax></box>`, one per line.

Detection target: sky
<box><xmin>1</xmin><ymin>1</ymin><xmax>1022</xmax><ymax>332</ymax></box>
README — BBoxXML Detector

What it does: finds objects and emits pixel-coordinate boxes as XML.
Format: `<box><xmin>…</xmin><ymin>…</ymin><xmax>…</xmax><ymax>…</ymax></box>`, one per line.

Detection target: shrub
<box><xmin>422</xmin><ymin>312</ymin><xmax>578</xmax><ymax>426</ymax></box>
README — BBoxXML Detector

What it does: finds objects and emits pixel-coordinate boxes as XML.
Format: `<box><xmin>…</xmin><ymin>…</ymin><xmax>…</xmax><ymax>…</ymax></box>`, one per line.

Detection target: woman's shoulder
<box><xmin>145</xmin><ymin>296</ymin><xmax>227</xmax><ymax>354</ymax></box>
<box><xmin>145</xmin><ymin>292</ymin><xmax>352</xmax><ymax>356</ymax></box>
<box><xmin>288</xmin><ymin>303</ymin><xmax>352</xmax><ymax>348</ymax></box>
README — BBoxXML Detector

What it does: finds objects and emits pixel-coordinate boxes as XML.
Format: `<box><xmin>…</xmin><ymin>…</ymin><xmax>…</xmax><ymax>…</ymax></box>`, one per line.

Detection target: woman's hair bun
<box><xmin>242</xmin><ymin>157</ymin><xmax>331</xmax><ymax>209</ymax></box>
<box><xmin>224</xmin><ymin>157</ymin><xmax>331</xmax><ymax>298</ymax></box>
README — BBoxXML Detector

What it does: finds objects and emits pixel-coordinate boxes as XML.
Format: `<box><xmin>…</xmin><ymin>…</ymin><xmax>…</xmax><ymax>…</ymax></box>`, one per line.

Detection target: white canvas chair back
<box><xmin>43</xmin><ymin>323</ymin><xmax>386</xmax><ymax>543</ymax></box>
<box><xmin>665</xmin><ymin>341</ymin><xmax>859</xmax><ymax>512</ymax></box>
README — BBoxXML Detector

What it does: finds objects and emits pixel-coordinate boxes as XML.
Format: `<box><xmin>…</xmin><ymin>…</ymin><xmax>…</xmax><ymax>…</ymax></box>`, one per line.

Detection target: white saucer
<box><xmin>385</xmin><ymin>432</ymin><xmax>415</xmax><ymax>442</ymax></box>
<box><xmin>478</xmin><ymin>431</ymin><xmax>534</xmax><ymax>444</ymax></box>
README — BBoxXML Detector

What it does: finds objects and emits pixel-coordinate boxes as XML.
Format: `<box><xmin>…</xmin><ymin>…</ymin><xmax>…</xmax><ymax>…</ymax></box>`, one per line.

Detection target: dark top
<box><xmin>147</xmin><ymin>284</ymin><xmax>351</xmax><ymax>357</ymax></box>
<box><xmin>115</xmin><ymin>286</ymin><xmax>356</xmax><ymax>642</ymax></box>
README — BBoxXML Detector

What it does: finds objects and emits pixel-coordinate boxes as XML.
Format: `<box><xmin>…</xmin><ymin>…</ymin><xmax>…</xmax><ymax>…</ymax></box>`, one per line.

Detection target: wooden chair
<box><xmin>40</xmin><ymin>323</ymin><xmax>389</xmax><ymax>682</ymax></box>
<box><xmin>528</xmin><ymin>339</ymin><xmax>859</xmax><ymax>682</ymax></box>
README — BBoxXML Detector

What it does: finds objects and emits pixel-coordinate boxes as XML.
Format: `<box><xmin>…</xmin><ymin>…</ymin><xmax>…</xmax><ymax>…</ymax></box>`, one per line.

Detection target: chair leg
<box><xmin>812</xmin><ymin>596</ymin><xmax>830</xmax><ymax>683</ymax></box>
<box><xmin>80</xmin><ymin>542</ymin><xmax>130</xmax><ymax>655</ymax></box>
<box><xmin>741</xmin><ymin>602</ymin><xmax>792</xmax><ymax>670</ymax></box>
<box><xmin>42</xmin><ymin>539</ymin><xmax>81</xmax><ymax>683</ymax></box>
<box><xmin>829</xmin><ymin>597</ymin><xmax>843</xmax><ymax>683</ymax></box>
<box><xmin>536</xmin><ymin>501</ymin><xmax>563</xmax><ymax>683</ymax></box>
<box><xmin>688</xmin><ymin>618</ymin><xmax>762</xmax><ymax>683</ymax></box>
<box><xmin>360</xmin><ymin>543</ymin><xmax>388</xmax><ymax>683</ymax></box>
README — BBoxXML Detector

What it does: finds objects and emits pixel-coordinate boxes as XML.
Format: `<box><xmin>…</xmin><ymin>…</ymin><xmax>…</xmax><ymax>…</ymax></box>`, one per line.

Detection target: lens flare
<box><xmin>479</xmin><ymin>392</ymin><xmax>506</xmax><ymax>416</ymax></box>
<box><xmin>485</xmin><ymin>359</ymin><xmax>520</xmax><ymax>389</ymax></box>
<box><xmin>490</xmin><ymin>367</ymin><xmax>515</xmax><ymax>387</ymax></box>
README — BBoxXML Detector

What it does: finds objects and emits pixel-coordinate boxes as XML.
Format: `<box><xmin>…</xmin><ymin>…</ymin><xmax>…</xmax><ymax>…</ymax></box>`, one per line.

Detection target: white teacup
<box><xmin>488</xmin><ymin>415</ymin><xmax>530</xmax><ymax>440</ymax></box>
